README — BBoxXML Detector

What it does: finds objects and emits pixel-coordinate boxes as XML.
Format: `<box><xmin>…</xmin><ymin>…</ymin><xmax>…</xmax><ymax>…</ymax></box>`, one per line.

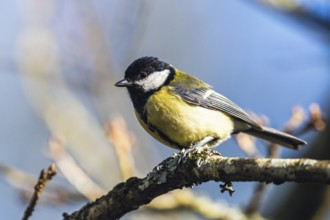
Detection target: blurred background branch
<box><xmin>0</xmin><ymin>0</ymin><xmax>329</xmax><ymax>219</ymax></box>
<box><xmin>249</xmin><ymin>0</ymin><xmax>330</xmax><ymax>36</ymax></box>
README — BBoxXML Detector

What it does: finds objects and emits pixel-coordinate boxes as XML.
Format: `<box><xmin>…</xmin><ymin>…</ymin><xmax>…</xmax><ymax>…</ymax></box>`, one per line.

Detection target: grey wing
<box><xmin>174</xmin><ymin>87</ymin><xmax>262</xmax><ymax>130</ymax></box>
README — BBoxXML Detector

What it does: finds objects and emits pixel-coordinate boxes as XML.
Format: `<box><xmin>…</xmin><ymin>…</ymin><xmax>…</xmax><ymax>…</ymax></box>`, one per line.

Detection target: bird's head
<box><xmin>115</xmin><ymin>56</ymin><xmax>175</xmax><ymax>92</ymax></box>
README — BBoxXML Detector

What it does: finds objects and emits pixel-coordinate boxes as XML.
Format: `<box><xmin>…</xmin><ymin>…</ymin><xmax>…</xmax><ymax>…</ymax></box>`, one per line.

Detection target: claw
<box><xmin>177</xmin><ymin>148</ymin><xmax>193</xmax><ymax>164</ymax></box>
<box><xmin>177</xmin><ymin>136</ymin><xmax>216</xmax><ymax>164</ymax></box>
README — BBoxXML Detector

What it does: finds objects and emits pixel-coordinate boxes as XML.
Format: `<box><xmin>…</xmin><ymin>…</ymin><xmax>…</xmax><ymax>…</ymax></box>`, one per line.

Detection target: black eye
<box><xmin>140</xmin><ymin>72</ymin><xmax>147</xmax><ymax>78</ymax></box>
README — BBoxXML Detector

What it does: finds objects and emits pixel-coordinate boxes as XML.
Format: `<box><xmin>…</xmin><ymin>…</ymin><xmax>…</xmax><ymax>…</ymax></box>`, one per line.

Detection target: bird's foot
<box><xmin>178</xmin><ymin>136</ymin><xmax>217</xmax><ymax>164</ymax></box>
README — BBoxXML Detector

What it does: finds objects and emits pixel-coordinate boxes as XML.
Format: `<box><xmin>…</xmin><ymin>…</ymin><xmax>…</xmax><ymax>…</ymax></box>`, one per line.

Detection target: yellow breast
<box><xmin>137</xmin><ymin>86</ymin><xmax>234</xmax><ymax>149</ymax></box>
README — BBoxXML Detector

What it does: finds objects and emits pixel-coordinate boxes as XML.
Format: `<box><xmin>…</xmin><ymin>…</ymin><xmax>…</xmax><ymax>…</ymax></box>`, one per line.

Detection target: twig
<box><xmin>106</xmin><ymin>116</ymin><xmax>136</xmax><ymax>180</ymax></box>
<box><xmin>245</xmin><ymin>105</ymin><xmax>306</xmax><ymax>215</ymax></box>
<box><xmin>0</xmin><ymin>163</ymin><xmax>85</xmax><ymax>204</ymax></box>
<box><xmin>63</xmin><ymin>148</ymin><xmax>330</xmax><ymax>220</ymax></box>
<box><xmin>235</xmin><ymin>113</ymin><xmax>268</xmax><ymax>157</ymax></box>
<box><xmin>251</xmin><ymin>0</ymin><xmax>330</xmax><ymax>35</ymax></box>
<box><xmin>296</xmin><ymin>103</ymin><xmax>326</xmax><ymax>136</ymax></box>
<box><xmin>0</xmin><ymin>164</ymin><xmax>37</xmax><ymax>191</ymax></box>
<box><xmin>22</xmin><ymin>164</ymin><xmax>57</xmax><ymax>220</ymax></box>
<box><xmin>48</xmin><ymin>139</ymin><xmax>106</xmax><ymax>200</ymax></box>
<box><xmin>146</xmin><ymin>189</ymin><xmax>255</xmax><ymax>220</ymax></box>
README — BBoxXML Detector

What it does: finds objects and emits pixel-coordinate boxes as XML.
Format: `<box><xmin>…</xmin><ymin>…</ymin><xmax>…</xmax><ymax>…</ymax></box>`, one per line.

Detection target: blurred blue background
<box><xmin>0</xmin><ymin>1</ymin><xmax>329</xmax><ymax>219</ymax></box>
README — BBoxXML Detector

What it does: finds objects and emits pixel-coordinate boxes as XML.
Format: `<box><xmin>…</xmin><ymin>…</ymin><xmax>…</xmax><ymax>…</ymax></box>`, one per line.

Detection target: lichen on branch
<box><xmin>64</xmin><ymin>148</ymin><xmax>330</xmax><ymax>220</ymax></box>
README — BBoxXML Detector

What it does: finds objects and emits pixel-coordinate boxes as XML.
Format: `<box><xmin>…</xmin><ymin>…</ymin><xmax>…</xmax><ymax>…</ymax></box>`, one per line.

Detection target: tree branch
<box><xmin>22</xmin><ymin>164</ymin><xmax>57</xmax><ymax>220</ymax></box>
<box><xmin>64</xmin><ymin>148</ymin><xmax>330</xmax><ymax>220</ymax></box>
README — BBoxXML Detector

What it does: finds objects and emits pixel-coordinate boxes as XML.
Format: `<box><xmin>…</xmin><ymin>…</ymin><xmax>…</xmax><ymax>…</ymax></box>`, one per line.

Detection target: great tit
<box><xmin>115</xmin><ymin>56</ymin><xmax>306</xmax><ymax>150</ymax></box>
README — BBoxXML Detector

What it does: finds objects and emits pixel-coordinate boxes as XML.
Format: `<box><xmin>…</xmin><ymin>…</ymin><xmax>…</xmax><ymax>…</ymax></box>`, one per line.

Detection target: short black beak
<box><xmin>114</xmin><ymin>79</ymin><xmax>132</xmax><ymax>87</ymax></box>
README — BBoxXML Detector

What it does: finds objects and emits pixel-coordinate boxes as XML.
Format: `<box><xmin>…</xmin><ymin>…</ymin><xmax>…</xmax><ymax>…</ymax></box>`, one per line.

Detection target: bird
<box><xmin>115</xmin><ymin>56</ymin><xmax>306</xmax><ymax>151</ymax></box>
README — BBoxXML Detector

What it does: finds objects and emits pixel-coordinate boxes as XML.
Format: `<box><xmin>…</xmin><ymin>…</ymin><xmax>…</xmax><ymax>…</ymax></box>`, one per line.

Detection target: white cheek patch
<box><xmin>135</xmin><ymin>69</ymin><xmax>170</xmax><ymax>91</ymax></box>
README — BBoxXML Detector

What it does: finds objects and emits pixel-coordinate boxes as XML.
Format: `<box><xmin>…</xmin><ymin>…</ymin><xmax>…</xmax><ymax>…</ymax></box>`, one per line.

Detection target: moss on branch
<box><xmin>64</xmin><ymin>148</ymin><xmax>330</xmax><ymax>220</ymax></box>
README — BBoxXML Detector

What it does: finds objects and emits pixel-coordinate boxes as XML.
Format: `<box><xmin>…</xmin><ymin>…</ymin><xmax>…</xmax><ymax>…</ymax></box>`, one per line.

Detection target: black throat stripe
<box><xmin>147</xmin><ymin>122</ymin><xmax>186</xmax><ymax>150</ymax></box>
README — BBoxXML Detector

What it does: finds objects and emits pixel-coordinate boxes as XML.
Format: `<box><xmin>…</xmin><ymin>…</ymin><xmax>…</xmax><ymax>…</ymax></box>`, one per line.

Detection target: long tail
<box><xmin>244</xmin><ymin>126</ymin><xmax>307</xmax><ymax>149</ymax></box>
